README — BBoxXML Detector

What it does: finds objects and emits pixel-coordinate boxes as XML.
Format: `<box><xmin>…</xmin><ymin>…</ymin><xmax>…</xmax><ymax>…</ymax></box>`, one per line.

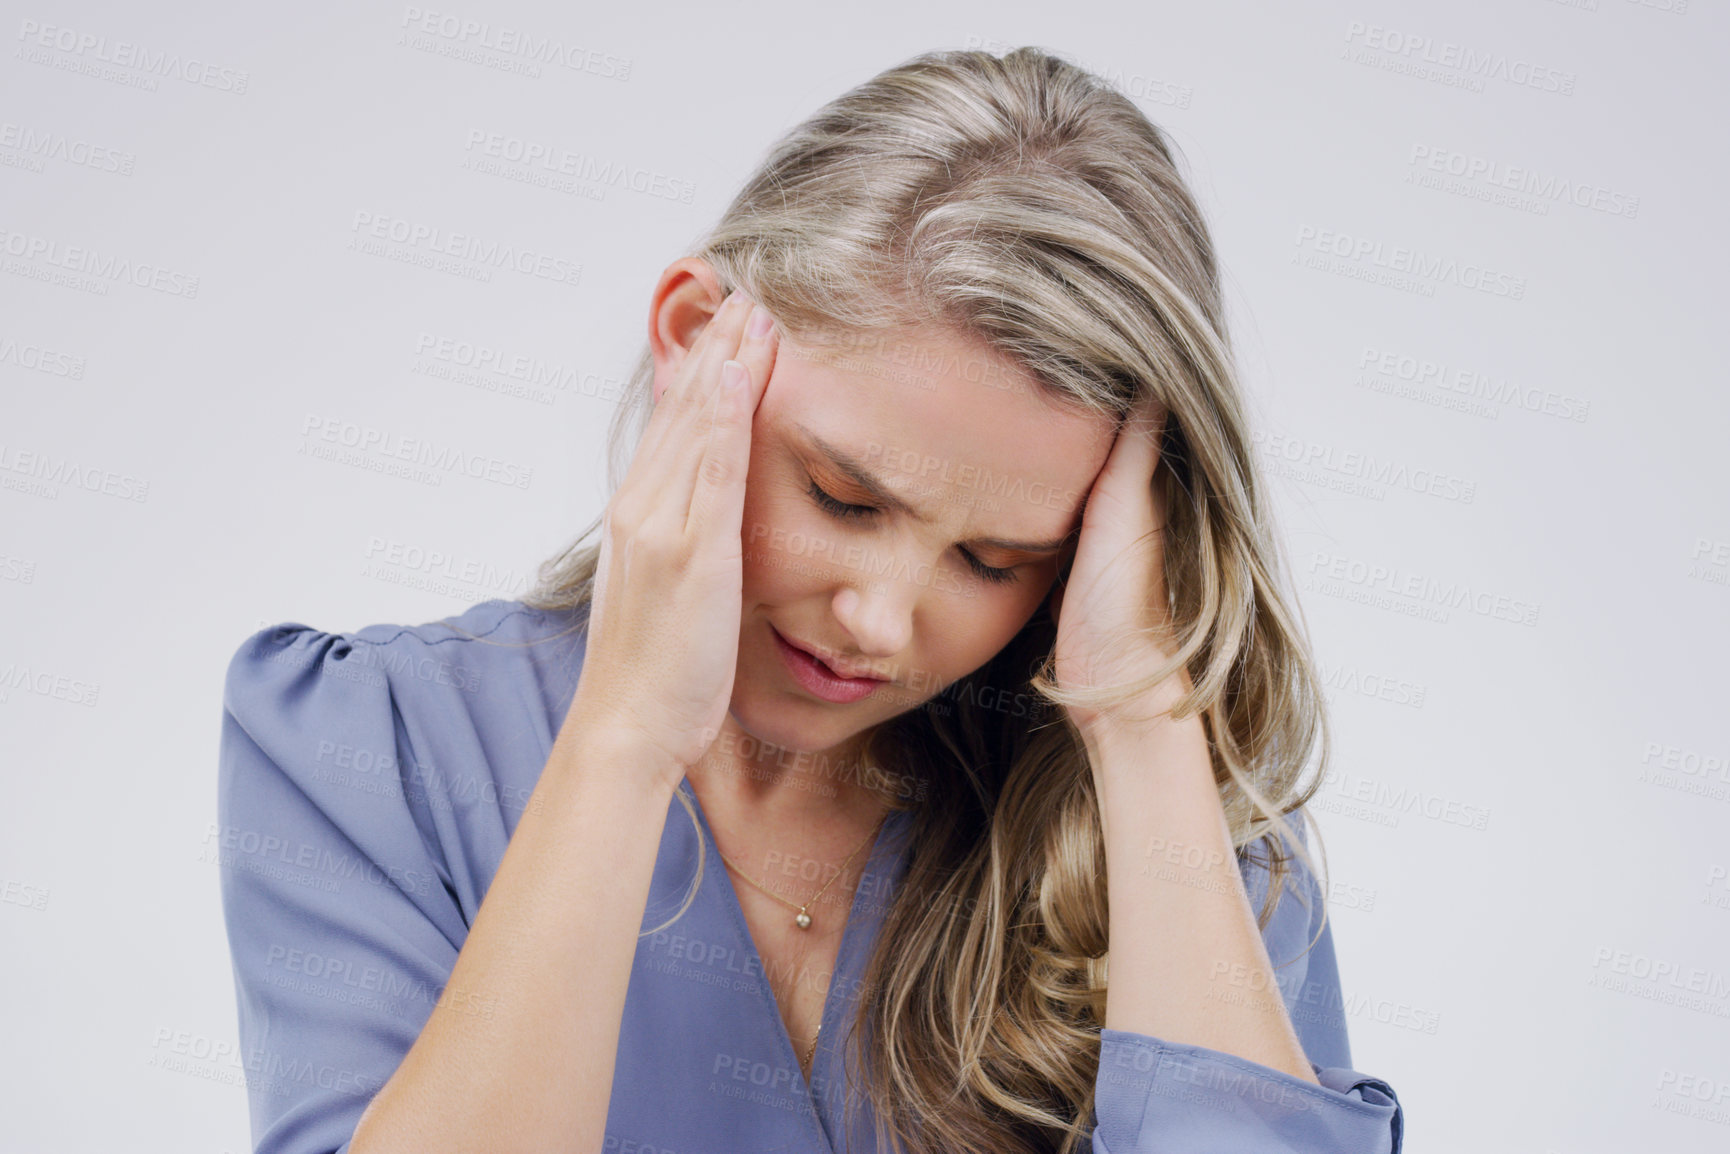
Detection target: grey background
<box><xmin>2</xmin><ymin>1</ymin><xmax>1726</xmax><ymax>1151</ymax></box>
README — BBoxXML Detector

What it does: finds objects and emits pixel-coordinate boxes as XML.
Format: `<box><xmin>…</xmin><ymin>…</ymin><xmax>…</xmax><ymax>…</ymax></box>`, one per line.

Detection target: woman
<box><xmin>218</xmin><ymin>47</ymin><xmax>1403</xmax><ymax>1154</ymax></box>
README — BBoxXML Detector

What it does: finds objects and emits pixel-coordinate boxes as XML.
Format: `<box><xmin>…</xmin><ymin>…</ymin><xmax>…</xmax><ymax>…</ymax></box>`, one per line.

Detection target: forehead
<box><xmin>766</xmin><ymin>325</ymin><xmax>1117</xmax><ymax>535</ymax></box>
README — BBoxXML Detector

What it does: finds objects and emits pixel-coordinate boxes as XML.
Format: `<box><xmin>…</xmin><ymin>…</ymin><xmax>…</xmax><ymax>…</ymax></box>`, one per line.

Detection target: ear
<box><xmin>650</xmin><ymin>259</ymin><xmax>729</xmax><ymax>406</ymax></box>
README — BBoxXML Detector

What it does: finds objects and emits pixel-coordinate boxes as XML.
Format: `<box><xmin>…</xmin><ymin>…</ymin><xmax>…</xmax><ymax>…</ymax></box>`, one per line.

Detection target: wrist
<box><xmin>550</xmin><ymin>718</ymin><xmax>687</xmax><ymax>804</ymax></box>
<box><xmin>1079</xmin><ymin>705</ymin><xmax>1207</xmax><ymax>769</ymax></box>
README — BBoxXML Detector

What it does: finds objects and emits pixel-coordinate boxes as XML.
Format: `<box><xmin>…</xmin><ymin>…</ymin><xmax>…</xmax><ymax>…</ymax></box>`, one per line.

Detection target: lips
<box><xmin>775</xmin><ymin>629</ymin><xmax>886</xmax><ymax>683</ymax></box>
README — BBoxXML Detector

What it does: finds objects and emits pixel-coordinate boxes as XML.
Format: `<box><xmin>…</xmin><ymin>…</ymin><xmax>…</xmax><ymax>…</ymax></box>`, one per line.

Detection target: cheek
<box><xmin>740</xmin><ymin>468</ymin><xmax>826</xmax><ymax>600</ymax></box>
<box><xmin>923</xmin><ymin>581</ymin><xmax>1051</xmax><ymax>677</ymax></box>
<box><xmin>1026</xmin><ymin>560</ymin><xmax>1063</xmax><ymax>609</ymax></box>
<box><xmin>964</xmin><ymin>575</ymin><xmax>1057</xmax><ymax>670</ymax></box>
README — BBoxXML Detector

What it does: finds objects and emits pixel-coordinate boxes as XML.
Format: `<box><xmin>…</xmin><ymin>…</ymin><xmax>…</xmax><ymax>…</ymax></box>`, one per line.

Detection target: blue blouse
<box><xmin>216</xmin><ymin>598</ymin><xmax>1403</xmax><ymax>1154</ymax></box>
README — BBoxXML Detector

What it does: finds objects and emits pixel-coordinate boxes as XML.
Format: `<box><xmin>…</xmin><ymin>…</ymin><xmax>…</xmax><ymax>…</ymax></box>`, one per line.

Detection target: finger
<box><xmin>668</xmin><ymin>296</ymin><xmax>774</xmax><ymax>527</ymax></box>
<box><xmin>636</xmin><ymin>289</ymin><xmax>751</xmax><ymax>478</ymax></box>
<box><xmin>682</xmin><ymin>359</ymin><xmax>753</xmax><ymax>539</ymax></box>
<box><xmin>1138</xmin><ymin>401</ymin><xmax>1177</xmax><ymax>630</ymax></box>
<box><xmin>1085</xmin><ymin>398</ymin><xmax>1163</xmax><ymax>538</ymax></box>
<box><xmin>687</xmin><ymin>304</ymin><xmax>778</xmax><ymax>538</ymax></box>
<box><xmin>635</xmin><ymin>289</ymin><xmax>747</xmax><ymax>471</ymax></box>
<box><xmin>1079</xmin><ymin>397</ymin><xmax>1173</xmax><ymax>635</ymax></box>
<box><xmin>634</xmin><ymin>292</ymin><xmax>756</xmax><ymax>526</ymax></box>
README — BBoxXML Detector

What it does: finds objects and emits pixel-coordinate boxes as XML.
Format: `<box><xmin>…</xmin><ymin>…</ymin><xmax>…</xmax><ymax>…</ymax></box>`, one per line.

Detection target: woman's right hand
<box><xmin>560</xmin><ymin>289</ymin><xmax>779</xmax><ymax>792</ymax></box>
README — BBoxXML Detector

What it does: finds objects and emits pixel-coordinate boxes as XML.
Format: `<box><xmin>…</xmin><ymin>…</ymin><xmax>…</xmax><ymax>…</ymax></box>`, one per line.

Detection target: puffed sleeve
<box><xmin>216</xmin><ymin>624</ymin><xmax>470</xmax><ymax>1154</ymax></box>
<box><xmin>1090</xmin><ymin>815</ymin><xmax>1404</xmax><ymax>1153</ymax></box>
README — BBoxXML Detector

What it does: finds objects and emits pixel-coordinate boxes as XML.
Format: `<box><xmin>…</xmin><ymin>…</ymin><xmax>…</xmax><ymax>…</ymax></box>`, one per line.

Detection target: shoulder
<box><xmin>226</xmin><ymin>596</ymin><xmax>582</xmax><ymax>675</ymax></box>
<box><xmin>221</xmin><ymin>598</ymin><xmax>590</xmax><ymax>789</ymax></box>
<box><xmin>225</xmin><ymin>598</ymin><xmax>586</xmax><ymax>709</ymax></box>
<box><xmin>345</xmin><ymin>595</ymin><xmax>586</xmax><ymax>661</ymax></box>
<box><xmin>218</xmin><ymin>599</ymin><xmax>592</xmax><ymax>915</ymax></box>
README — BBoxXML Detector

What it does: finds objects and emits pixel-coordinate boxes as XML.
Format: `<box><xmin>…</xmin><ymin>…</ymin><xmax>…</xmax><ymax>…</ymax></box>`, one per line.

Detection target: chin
<box><xmin>727</xmin><ymin>688</ymin><xmax>859</xmax><ymax>759</ymax></box>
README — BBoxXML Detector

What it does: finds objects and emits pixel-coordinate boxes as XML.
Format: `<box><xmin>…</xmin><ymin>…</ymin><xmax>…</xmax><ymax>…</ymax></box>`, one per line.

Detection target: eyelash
<box><xmin>806</xmin><ymin>480</ymin><xmax>1021</xmax><ymax>585</ymax></box>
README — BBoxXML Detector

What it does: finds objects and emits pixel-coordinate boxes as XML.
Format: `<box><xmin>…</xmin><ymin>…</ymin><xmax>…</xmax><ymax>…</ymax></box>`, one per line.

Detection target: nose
<box><xmin>829</xmin><ymin>569</ymin><xmax>918</xmax><ymax>666</ymax></box>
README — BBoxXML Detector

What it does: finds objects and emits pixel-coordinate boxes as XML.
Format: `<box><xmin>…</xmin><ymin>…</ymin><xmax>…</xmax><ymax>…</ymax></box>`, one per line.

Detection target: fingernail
<box><xmin>747</xmin><ymin>305</ymin><xmax>773</xmax><ymax>339</ymax></box>
<box><xmin>723</xmin><ymin>360</ymin><xmax>747</xmax><ymax>390</ymax></box>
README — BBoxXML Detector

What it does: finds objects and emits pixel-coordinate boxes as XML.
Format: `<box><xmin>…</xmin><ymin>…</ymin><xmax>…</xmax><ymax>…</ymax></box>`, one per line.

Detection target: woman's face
<box><xmin>724</xmin><ymin>319</ymin><xmax>1118</xmax><ymax>768</ymax></box>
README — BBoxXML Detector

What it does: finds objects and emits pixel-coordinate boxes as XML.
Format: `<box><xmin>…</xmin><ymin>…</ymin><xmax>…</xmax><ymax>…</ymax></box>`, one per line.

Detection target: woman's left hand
<box><xmin>1047</xmin><ymin>393</ymin><xmax>1192</xmax><ymax>741</ymax></box>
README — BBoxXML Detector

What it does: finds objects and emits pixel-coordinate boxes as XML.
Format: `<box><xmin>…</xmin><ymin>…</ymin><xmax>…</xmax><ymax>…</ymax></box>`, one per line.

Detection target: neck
<box><xmin>685</xmin><ymin>713</ymin><xmax>892</xmax><ymax>836</ymax></box>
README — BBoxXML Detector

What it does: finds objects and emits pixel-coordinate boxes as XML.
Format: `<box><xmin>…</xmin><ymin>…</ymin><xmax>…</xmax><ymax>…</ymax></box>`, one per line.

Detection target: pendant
<box><xmin>795</xmin><ymin>909</ymin><xmax>812</xmax><ymax>929</ymax></box>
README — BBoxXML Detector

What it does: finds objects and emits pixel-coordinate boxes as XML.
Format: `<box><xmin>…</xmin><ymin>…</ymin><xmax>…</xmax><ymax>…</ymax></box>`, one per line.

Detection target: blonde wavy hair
<box><xmin>518</xmin><ymin>45</ymin><xmax>1335</xmax><ymax>1154</ymax></box>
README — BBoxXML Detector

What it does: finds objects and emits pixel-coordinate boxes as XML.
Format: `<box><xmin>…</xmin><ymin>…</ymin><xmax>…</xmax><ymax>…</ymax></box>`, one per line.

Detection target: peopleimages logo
<box><xmin>1320</xmin><ymin>769</ymin><xmax>1491</xmax><ymax>832</ymax></box>
<box><xmin>1355</xmin><ymin>346</ymin><xmax>1591</xmax><ymax>423</ymax></box>
<box><xmin>0</xmin><ymin>442</ymin><xmax>149</xmax><ymax>502</ymax></box>
<box><xmin>397</xmin><ymin>7</ymin><xmax>632</xmax><ymax>80</ymax></box>
<box><xmin>461</xmin><ymin>130</ymin><xmax>697</xmax><ymax>204</ymax></box>
<box><xmin>1250</xmin><ymin>428</ymin><xmax>1479</xmax><ymax>504</ymax></box>
<box><xmin>1342</xmin><ymin>21</ymin><xmax>1577</xmax><ymax>96</ymax></box>
<box><xmin>348</xmin><ymin>211</ymin><xmax>582</xmax><ymax>288</ymax></box>
<box><xmin>1407</xmin><ymin>145</ymin><xmax>1640</xmax><ymax>220</ymax></box>
<box><xmin>1305</xmin><ymin>550</ymin><xmax>1542</xmax><ymax>627</ymax></box>
<box><xmin>0</xmin><ymin>121</ymin><xmax>136</xmax><ymax>176</ymax></box>
<box><xmin>299</xmin><ymin>415</ymin><xmax>534</xmax><ymax>490</ymax></box>
<box><xmin>0</xmin><ymin>333</ymin><xmax>87</xmax><ymax>379</ymax></box>
<box><xmin>0</xmin><ymin>225</ymin><xmax>200</xmax><ymax>298</ymax></box>
<box><xmin>0</xmin><ymin>662</ymin><xmax>101</xmax><ymax>707</ymax></box>
<box><xmin>14</xmin><ymin>19</ymin><xmax>251</xmax><ymax>93</ymax></box>
<box><xmin>1589</xmin><ymin>947</ymin><xmax>1730</xmax><ymax>1002</ymax></box>
<box><xmin>412</xmin><ymin>331</ymin><xmax>617</xmax><ymax>401</ymax></box>
<box><xmin>1294</xmin><ymin>226</ymin><xmax>1527</xmax><ymax>300</ymax></box>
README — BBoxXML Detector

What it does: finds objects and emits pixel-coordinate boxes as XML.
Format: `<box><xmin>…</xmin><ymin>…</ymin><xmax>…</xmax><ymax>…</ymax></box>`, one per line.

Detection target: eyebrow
<box><xmin>793</xmin><ymin>422</ymin><xmax>1076</xmax><ymax>554</ymax></box>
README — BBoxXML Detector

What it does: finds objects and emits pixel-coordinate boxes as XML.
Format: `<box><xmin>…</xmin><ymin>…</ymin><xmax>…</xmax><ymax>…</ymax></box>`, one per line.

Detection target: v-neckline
<box><xmin>679</xmin><ymin>776</ymin><xmax>905</xmax><ymax>1150</ymax></box>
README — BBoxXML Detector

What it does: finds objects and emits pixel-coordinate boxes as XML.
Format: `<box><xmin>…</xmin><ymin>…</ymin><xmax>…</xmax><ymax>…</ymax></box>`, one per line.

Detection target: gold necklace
<box><xmin>713</xmin><ymin>811</ymin><xmax>888</xmax><ymax>931</ymax></box>
<box><xmin>710</xmin><ymin>808</ymin><xmax>889</xmax><ymax>1076</ymax></box>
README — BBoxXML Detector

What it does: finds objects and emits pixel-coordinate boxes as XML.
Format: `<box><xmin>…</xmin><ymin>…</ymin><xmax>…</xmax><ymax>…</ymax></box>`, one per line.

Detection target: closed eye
<box><xmin>805</xmin><ymin>479</ymin><xmax>1021</xmax><ymax>585</ymax></box>
<box><xmin>806</xmin><ymin>479</ymin><xmax>876</xmax><ymax>522</ymax></box>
